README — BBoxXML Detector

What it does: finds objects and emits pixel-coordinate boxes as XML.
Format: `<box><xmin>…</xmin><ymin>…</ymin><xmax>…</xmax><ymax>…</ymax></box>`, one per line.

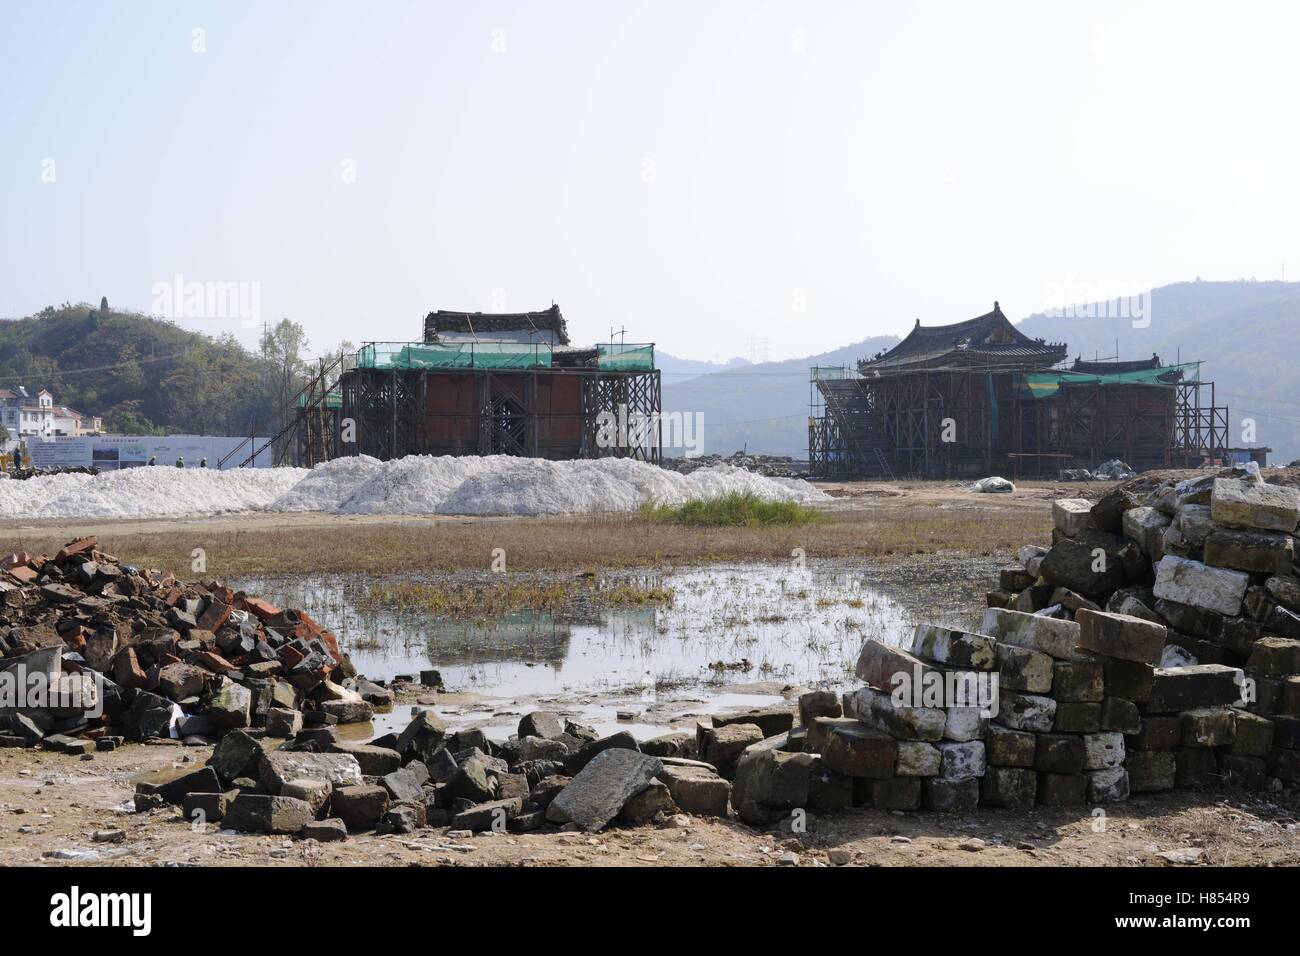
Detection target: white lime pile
<box><xmin>0</xmin><ymin>455</ymin><xmax>826</xmax><ymax>520</ymax></box>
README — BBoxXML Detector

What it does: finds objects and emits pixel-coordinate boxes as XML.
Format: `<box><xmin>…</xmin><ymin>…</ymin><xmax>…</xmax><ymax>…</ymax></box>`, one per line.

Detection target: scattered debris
<box><xmin>971</xmin><ymin>476</ymin><xmax>1016</xmax><ymax>494</ymax></box>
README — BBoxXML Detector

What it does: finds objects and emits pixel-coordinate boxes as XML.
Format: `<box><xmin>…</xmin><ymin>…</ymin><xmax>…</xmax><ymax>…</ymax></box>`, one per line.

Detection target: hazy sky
<box><xmin>2</xmin><ymin>1</ymin><xmax>1298</xmax><ymax>362</ymax></box>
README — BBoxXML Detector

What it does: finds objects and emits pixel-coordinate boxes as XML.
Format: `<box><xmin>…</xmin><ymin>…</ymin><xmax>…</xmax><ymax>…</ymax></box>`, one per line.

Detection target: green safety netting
<box><xmin>1019</xmin><ymin>362</ymin><xmax>1201</xmax><ymax>399</ymax></box>
<box><xmin>356</xmin><ymin>341</ymin><xmax>553</xmax><ymax>370</ymax></box>
<box><xmin>810</xmin><ymin>365</ymin><xmax>851</xmax><ymax>380</ymax></box>
<box><xmin>597</xmin><ymin>343</ymin><xmax>655</xmax><ymax>371</ymax></box>
<box><xmin>296</xmin><ymin>389</ymin><xmax>341</xmax><ymax>408</ymax></box>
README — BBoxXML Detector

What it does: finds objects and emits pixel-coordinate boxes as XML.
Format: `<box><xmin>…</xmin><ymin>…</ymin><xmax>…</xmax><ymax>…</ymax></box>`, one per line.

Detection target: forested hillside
<box><xmin>0</xmin><ymin>302</ymin><xmax>316</xmax><ymax>438</ymax></box>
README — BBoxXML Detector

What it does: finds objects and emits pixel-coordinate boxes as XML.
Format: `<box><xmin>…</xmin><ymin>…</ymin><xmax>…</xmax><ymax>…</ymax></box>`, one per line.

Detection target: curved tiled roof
<box><xmin>860</xmin><ymin>302</ymin><xmax>1067</xmax><ymax>372</ymax></box>
<box><xmin>423</xmin><ymin>304</ymin><xmax>569</xmax><ymax>345</ymax></box>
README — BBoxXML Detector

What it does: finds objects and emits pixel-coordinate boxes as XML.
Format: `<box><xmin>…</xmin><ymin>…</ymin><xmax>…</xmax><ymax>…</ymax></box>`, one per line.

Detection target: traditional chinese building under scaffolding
<box><xmin>248</xmin><ymin>305</ymin><xmax>661</xmax><ymax>468</ymax></box>
<box><xmin>808</xmin><ymin>302</ymin><xmax>1232</xmax><ymax>479</ymax></box>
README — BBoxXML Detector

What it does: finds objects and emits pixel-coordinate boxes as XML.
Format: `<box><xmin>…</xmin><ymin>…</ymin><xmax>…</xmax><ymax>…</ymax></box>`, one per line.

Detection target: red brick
<box><xmin>193</xmin><ymin>651</ymin><xmax>236</xmax><ymax>673</ymax></box>
<box><xmin>55</xmin><ymin>536</ymin><xmax>97</xmax><ymax>562</ymax></box>
<box><xmin>197</xmin><ymin>599</ymin><xmax>231</xmax><ymax>632</ymax></box>
<box><xmin>240</xmin><ymin>596</ymin><xmax>281</xmax><ymax>621</ymax></box>
<box><xmin>277</xmin><ymin>644</ymin><xmax>306</xmax><ymax>670</ymax></box>
<box><xmin>6</xmin><ymin>565</ymin><xmax>37</xmax><ymax>584</ymax></box>
<box><xmin>112</xmin><ymin>647</ymin><xmax>147</xmax><ymax>689</ymax></box>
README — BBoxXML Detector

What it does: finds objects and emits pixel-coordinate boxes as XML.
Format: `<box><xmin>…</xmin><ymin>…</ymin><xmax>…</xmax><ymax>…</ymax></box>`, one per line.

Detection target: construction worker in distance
<box><xmin>176</xmin><ymin>456</ymin><xmax>184</xmax><ymax>468</ymax></box>
<box><xmin>200</xmin><ymin>457</ymin><xmax>207</xmax><ymax>468</ymax></box>
<box><xmin>147</xmin><ymin>455</ymin><xmax>156</xmax><ymax>466</ymax></box>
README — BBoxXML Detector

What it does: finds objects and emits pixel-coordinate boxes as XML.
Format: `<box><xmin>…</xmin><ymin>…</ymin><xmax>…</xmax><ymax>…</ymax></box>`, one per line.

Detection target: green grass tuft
<box><xmin>637</xmin><ymin>491</ymin><xmax>822</xmax><ymax>527</ymax></box>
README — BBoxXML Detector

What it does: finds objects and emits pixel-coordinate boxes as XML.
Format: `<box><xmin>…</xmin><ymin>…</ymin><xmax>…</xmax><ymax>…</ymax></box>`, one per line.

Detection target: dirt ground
<box><xmin>3</xmin><ymin>741</ymin><xmax>1296</xmax><ymax>868</ymax></box>
<box><xmin>0</xmin><ymin>478</ymin><xmax>1080</xmax><ymax>577</ymax></box>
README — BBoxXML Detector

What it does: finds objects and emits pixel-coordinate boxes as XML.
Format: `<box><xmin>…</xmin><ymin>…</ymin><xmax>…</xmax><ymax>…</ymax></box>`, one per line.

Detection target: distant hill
<box><xmin>0</xmin><ymin>303</ymin><xmax>279</xmax><ymax>436</ymax></box>
<box><xmin>661</xmin><ymin>336</ymin><xmax>899</xmax><ymax>458</ymax></box>
<box><xmin>655</xmin><ymin>350</ymin><xmax>751</xmax><ymax>381</ymax></box>
<box><xmin>1016</xmin><ymin>280</ymin><xmax>1300</xmax><ymax>463</ymax></box>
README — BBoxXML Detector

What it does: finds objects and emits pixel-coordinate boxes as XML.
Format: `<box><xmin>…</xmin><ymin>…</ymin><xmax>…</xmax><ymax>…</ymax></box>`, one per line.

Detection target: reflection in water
<box><xmin>236</xmin><ymin>562</ymin><xmax>942</xmax><ymax>703</ymax></box>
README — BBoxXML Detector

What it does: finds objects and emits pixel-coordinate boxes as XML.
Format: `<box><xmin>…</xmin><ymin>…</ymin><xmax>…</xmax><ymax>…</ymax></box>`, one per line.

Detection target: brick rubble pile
<box><xmin>0</xmin><ymin>535</ymin><xmax>380</xmax><ymax>754</ymax></box>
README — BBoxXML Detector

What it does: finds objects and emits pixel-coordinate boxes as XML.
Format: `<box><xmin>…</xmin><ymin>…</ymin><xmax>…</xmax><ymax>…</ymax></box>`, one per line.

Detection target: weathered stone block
<box><xmin>1077</xmin><ymin>608</ymin><xmax>1167</xmax><ymax>666</ymax></box>
<box><xmin>854</xmin><ymin>639</ymin><xmax>941</xmax><ymax>692</ymax></box>
<box><xmin>281</xmin><ymin>777</ymin><xmax>331</xmax><ymax>814</ymax></box>
<box><xmin>1037</xmin><ymin>772</ymin><xmax>1086</xmax><ymax>806</ymax></box>
<box><xmin>995</xmin><ymin>691</ymin><xmax>1056</xmax><ymax>733</ymax></box>
<box><xmin>1153</xmin><ymin>556</ymin><xmax>1249</xmax><ymax>617</ymax></box>
<box><xmin>1229</xmin><ymin>709</ymin><xmax>1274</xmax><ymax>757</ymax></box>
<box><xmin>546</xmin><ymin>748</ymin><xmax>663</xmax><ymax>832</ymax></box>
<box><xmin>894</xmin><ymin>740</ymin><xmax>941</xmax><ymax>777</ymax></box>
<box><xmin>922</xmin><ymin>777</ymin><xmax>979</xmax><ymax>812</ymax></box>
<box><xmin>182</xmin><ymin>789</ymin><xmax>237</xmax><ymax>823</ymax></box>
<box><xmin>1082</xmin><ymin>731</ymin><xmax>1125</xmax><ymax>770</ymax></box>
<box><xmin>1176</xmin><ymin>502</ymin><xmax>1214</xmax><ymax>548</ymax></box>
<box><xmin>943</xmin><ymin>707</ymin><xmax>987</xmax><ymax>742</ymax></box>
<box><xmin>1246</xmin><ymin>636</ymin><xmax>1300</xmax><ymax>676</ymax></box>
<box><xmin>999</xmin><ymin>567</ymin><xmax>1035</xmax><ymax>592</ymax></box>
<box><xmin>518</xmin><ymin>711</ymin><xmax>564</xmax><ymax>739</ymax></box>
<box><xmin>1053</xmin><ymin>498</ymin><xmax>1094</xmax><ymax>537</ymax></box>
<box><xmin>1052</xmin><ymin>658</ymin><xmax>1105</xmax><ymax>702</ymax></box>
<box><xmin>1054</xmin><ymin>702</ymin><xmax>1101</xmax><ymax>733</ymax></box>
<box><xmin>1039</xmin><ymin>539</ymin><xmax>1125</xmax><ymax>600</ymax></box>
<box><xmin>1091</xmin><ymin>487</ymin><xmax>1138</xmax><ymax>532</ymax></box>
<box><xmin>1086</xmin><ymin>767</ymin><xmax>1129</xmax><ymax>804</ymax></box>
<box><xmin>1126</xmin><ymin>750</ymin><xmax>1176</xmax><ymax>792</ymax></box>
<box><xmin>1051</xmin><ymin>587</ymin><xmax>1101</xmax><ymax>615</ymax></box>
<box><xmin>396</xmin><ymin>710</ymin><xmax>447</xmax><ymax>766</ymax></box>
<box><xmin>330</xmin><ymin>785</ymin><xmax>389</xmax><ymax>830</ymax></box>
<box><xmin>1211</xmin><ymin>477</ymin><xmax>1299</xmax><ymax>533</ymax></box>
<box><xmin>712</xmin><ymin>708</ymin><xmax>794</xmax><ymax>739</ymax></box>
<box><xmin>1154</xmin><ymin>598</ymin><xmax>1223</xmax><ymax>639</ymax></box>
<box><xmin>1123</xmin><ymin>506</ymin><xmax>1172</xmax><ymax>557</ymax></box>
<box><xmin>1180</xmin><ymin>707</ymin><xmax>1236</xmax><ymax>748</ymax></box>
<box><xmin>869</xmin><ymin>777</ymin><xmax>922</xmax><ymax>811</ymax></box>
<box><xmin>982</xmin><ymin>608</ymin><xmax>1082</xmax><ymax>661</ymax></box>
<box><xmin>224</xmin><ymin>794</ymin><xmax>314</xmax><ymax>834</ymax></box>
<box><xmin>807</xmin><ymin>716</ymin><xmax>864</xmax><ymax>753</ymax></box>
<box><xmin>1034</xmin><ymin>734</ymin><xmax>1085</xmax><ymax>774</ymax></box>
<box><xmin>797</xmin><ymin>690</ymin><xmax>841</xmax><ymax>726</ymax></box>
<box><xmin>936</xmin><ymin>740</ymin><xmax>985</xmax><ymax>781</ymax></box>
<box><xmin>1283</xmin><ymin>676</ymin><xmax>1300</xmax><ymax>719</ymax></box>
<box><xmin>328</xmin><ymin>741</ymin><xmax>401</xmax><ymax>776</ymax></box>
<box><xmin>979</xmin><ymin>766</ymin><xmax>1037</xmax><ymax>808</ymax></box>
<box><xmin>658</xmin><ymin>765</ymin><xmax>730</xmax><ymax>816</ymax></box>
<box><xmin>1104</xmin><ymin>658</ymin><xmax>1155</xmax><ymax>703</ymax></box>
<box><xmin>996</xmin><ymin>642</ymin><xmax>1053</xmax><ymax>693</ymax></box>
<box><xmin>845</xmin><ymin>687</ymin><xmax>945</xmax><ymax>741</ymax></box>
<box><xmin>1272</xmin><ymin>715</ymin><xmax>1300</xmax><ymax>749</ymax></box>
<box><xmin>731</xmin><ymin>749</ymin><xmax>814</xmax><ymax>823</ymax></box>
<box><xmin>698</xmin><ymin>722</ymin><xmax>763</xmax><ymax>778</ymax></box>
<box><xmin>1204</xmin><ymin>529</ymin><xmax>1295</xmax><ymax>576</ymax></box>
<box><xmin>1127</xmin><ymin>715</ymin><xmax>1181</xmax><ymax>751</ymax></box>
<box><xmin>259</xmin><ymin>751</ymin><xmax>363</xmax><ymax>795</ymax></box>
<box><xmin>911</xmin><ymin>624</ymin><xmax>997</xmax><ymax>670</ymax></box>
<box><xmin>987</xmin><ymin>725</ymin><xmax>1036</xmax><ymax>767</ymax></box>
<box><xmin>821</xmin><ymin>723</ymin><xmax>898</xmax><ymax>779</ymax></box>
<box><xmin>1266</xmin><ymin>574</ymin><xmax>1300</xmax><ymax>613</ymax></box>
<box><xmin>1100</xmin><ymin>697</ymin><xmax>1141</xmax><ymax>734</ymax></box>
<box><xmin>265</xmin><ymin>707</ymin><xmax>302</xmax><ymax>738</ymax></box>
<box><xmin>1146</xmin><ymin>664</ymin><xmax>1245</xmax><ymax>713</ymax></box>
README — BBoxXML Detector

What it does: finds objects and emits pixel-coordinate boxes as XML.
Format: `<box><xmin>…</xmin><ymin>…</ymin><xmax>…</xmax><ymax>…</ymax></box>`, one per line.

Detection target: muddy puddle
<box><xmin>238</xmin><ymin>560</ymin><xmax>988</xmax><ymax>740</ymax></box>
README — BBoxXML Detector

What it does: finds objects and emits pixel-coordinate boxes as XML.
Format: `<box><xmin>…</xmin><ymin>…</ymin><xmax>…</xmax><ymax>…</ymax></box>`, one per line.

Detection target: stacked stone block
<box><xmin>987</xmin><ymin>465</ymin><xmax>1300</xmax><ymax>795</ymax></box>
